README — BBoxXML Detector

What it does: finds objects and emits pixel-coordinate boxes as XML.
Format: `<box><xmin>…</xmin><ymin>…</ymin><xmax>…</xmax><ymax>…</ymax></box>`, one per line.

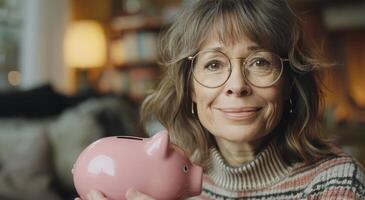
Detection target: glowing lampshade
<box><xmin>64</xmin><ymin>20</ymin><xmax>107</xmax><ymax>68</ymax></box>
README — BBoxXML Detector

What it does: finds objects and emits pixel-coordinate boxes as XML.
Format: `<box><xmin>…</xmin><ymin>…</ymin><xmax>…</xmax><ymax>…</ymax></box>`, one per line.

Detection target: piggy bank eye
<box><xmin>182</xmin><ymin>165</ymin><xmax>189</xmax><ymax>173</ymax></box>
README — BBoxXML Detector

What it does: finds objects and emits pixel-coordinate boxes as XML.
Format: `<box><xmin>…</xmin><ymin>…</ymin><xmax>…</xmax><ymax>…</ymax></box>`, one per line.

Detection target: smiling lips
<box><xmin>218</xmin><ymin>107</ymin><xmax>262</xmax><ymax>120</ymax></box>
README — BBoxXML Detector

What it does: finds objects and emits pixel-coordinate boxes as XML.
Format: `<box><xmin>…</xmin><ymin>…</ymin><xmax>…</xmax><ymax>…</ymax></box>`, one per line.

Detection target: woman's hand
<box><xmin>74</xmin><ymin>189</ymin><xmax>155</xmax><ymax>200</ymax></box>
<box><xmin>125</xmin><ymin>189</ymin><xmax>155</xmax><ymax>200</ymax></box>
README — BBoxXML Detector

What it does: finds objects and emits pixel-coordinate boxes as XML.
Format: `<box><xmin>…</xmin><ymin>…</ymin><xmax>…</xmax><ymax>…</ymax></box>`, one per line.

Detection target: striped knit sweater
<box><xmin>192</xmin><ymin>143</ymin><xmax>365</xmax><ymax>200</ymax></box>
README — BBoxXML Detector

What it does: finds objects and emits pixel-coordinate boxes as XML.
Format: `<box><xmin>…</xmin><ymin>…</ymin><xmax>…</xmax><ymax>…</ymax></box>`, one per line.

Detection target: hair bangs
<box><xmin>194</xmin><ymin>1</ymin><xmax>282</xmax><ymax>54</ymax></box>
<box><xmin>212</xmin><ymin>6</ymin><xmax>255</xmax><ymax>47</ymax></box>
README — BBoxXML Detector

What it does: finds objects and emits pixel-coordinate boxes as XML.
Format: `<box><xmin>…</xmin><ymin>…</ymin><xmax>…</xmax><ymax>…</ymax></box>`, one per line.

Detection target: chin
<box><xmin>216</xmin><ymin>125</ymin><xmax>264</xmax><ymax>144</ymax></box>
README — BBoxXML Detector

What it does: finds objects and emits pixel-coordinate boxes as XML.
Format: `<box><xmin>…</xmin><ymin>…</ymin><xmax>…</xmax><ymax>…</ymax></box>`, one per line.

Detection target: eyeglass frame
<box><xmin>187</xmin><ymin>49</ymin><xmax>289</xmax><ymax>88</ymax></box>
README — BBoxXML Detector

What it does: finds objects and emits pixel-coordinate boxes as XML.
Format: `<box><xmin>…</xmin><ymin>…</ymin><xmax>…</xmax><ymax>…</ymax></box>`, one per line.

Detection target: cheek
<box><xmin>260</xmin><ymin>88</ymin><xmax>285</xmax><ymax>130</ymax></box>
<box><xmin>192</xmin><ymin>83</ymin><xmax>220</xmax><ymax>123</ymax></box>
<box><xmin>264</xmin><ymin>100</ymin><xmax>283</xmax><ymax>130</ymax></box>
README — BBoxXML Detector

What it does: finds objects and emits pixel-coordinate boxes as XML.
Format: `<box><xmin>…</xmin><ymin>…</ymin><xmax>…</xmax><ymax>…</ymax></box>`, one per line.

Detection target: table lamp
<box><xmin>64</xmin><ymin>20</ymin><xmax>107</xmax><ymax>92</ymax></box>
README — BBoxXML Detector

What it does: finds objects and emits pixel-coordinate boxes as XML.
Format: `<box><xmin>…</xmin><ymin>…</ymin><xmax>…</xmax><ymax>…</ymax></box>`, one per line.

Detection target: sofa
<box><xmin>0</xmin><ymin>85</ymin><xmax>142</xmax><ymax>200</ymax></box>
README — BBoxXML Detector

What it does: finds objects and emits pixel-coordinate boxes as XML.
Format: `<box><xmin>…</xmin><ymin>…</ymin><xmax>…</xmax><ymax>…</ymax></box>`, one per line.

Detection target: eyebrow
<box><xmin>247</xmin><ymin>46</ymin><xmax>262</xmax><ymax>51</ymax></box>
<box><xmin>205</xmin><ymin>45</ymin><xmax>263</xmax><ymax>53</ymax></box>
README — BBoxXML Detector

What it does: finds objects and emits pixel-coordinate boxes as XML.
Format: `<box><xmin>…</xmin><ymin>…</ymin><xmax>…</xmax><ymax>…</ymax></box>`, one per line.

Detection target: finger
<box><xmin>125</xmin><ymin>189</ymin><xmax>155</xmax><ymax>200</ymax></box>
<box><xmin>86</xmin><ymin>193</ymin><xmax>92</xmax><ymax>200</ymax></box>
<box><xmin>90</xmin><ymin>190</ymin><xmax>108</xmax><ymax>200</ymax></box>
<box><xmin>74</xmin><ymin>198</ymin><xmax>81</xmax><ymax>200</ymax></box>
<box><xmin>87</xmin><ymin>193</ymin><xmax>93</xmax><ymax>200</ymax></box>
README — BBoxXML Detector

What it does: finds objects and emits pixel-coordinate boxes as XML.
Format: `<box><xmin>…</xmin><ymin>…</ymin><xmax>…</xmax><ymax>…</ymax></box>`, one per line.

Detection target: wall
<box><xmin>20</xmin><ymin>0</ymin><xmax>70</xmax><ymax>92</ymax></box>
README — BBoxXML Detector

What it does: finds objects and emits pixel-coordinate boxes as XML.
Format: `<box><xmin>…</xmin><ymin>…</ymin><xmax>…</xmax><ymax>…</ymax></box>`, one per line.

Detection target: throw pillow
<box><xmin>0</xmin><ymin>119</ymin><xmax>61</xmax><ymax>200</ymax></box>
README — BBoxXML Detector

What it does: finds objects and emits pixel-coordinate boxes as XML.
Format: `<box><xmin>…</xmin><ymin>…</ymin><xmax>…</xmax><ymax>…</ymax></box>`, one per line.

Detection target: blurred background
<box><xmin>0</xmin><ymin>0</ymin><xmax>364</xmax><ymax>199</ymax></box>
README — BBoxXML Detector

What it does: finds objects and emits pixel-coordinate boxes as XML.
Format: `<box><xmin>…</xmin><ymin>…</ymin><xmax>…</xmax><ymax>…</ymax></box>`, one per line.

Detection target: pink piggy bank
<box><xmin>72</xmin><ymin>130</ymin><xmax>203</xmax><ymax>200</ymax></box>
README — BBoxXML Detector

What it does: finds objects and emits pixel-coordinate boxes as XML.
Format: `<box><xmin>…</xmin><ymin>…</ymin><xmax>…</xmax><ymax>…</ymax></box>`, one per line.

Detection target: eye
<box><xmin>204</xmin><ymin>61</ymin><xmax>224</xmax><ymax>71</ymax></box>
<box><xmin>246</xmin><ymin>57</ymin><xmax>272</xmax><ymax>71</ymax></box>
<box><xmin>253</xmin><ymin>58</ymin><xmax>271</xmax><ymax>67</ymax></box>
<box><xmin>182</xmin><ymin>165</ymin><xmax>189</xmax><ymax>173</ymax></box>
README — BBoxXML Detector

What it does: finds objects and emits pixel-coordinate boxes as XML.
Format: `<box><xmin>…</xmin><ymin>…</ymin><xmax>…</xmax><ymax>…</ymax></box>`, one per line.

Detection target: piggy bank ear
<box><xmin>145</xmin><ymin>130</ymin><xmax>170</xmax><ymax>158</ymax></box>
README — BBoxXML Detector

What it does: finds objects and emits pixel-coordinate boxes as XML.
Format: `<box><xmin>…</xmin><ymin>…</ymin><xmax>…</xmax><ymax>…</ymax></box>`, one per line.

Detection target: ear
<box><xmin>145</xmin><ymin>130</ymin><xmax>170</xmax><ymax>158</ymax></box>
<box><xmin>191</xmin><ymin>89</ymin><xmax>196</xmax><ymax>103</ymax></box>
<box><xmin>283</xmin><ymin>75</ymin><xmax>294</xmax><ymax>101</ymax></box>
<box><xmin>190</xmin><ymin>68</ymin><xmax>196</xmax><ymax>103</ymax></box>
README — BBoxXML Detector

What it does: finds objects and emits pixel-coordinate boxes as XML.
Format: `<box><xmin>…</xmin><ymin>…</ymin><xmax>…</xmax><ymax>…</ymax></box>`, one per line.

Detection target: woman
<box><xmin>81</xmin><ymin>0</ymin><xmax>365</xmax><ymax>199</ymax></box>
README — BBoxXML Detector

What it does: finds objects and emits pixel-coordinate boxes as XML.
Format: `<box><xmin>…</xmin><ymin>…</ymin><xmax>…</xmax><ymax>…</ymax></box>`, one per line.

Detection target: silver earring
<box><xmin>289</xmin><ymin>98</ymin><xmax>293</xmax><ymax>114</ymax></box>
<box><xmin>191</xmin><ymin>102</ymin><xmax>194</xmax><ymax>115</ymax></box>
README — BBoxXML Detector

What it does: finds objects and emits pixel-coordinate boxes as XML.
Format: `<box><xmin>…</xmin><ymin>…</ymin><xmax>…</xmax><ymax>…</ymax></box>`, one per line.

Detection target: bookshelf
<box><xmin>104</xmin><ymin>13</ymin><xmax>166</xmax><ymax>102</ymax></box>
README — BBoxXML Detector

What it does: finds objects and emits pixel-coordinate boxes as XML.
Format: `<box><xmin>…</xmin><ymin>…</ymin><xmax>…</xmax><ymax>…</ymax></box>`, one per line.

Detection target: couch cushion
<box><xmin>48</xmin><ymin>98</ymin><xmax>105</xmax><ymax>189</ymax></box>
<box><xmin>0</xmin><ymin>119</ymin><xmax>61</xmax><ymax>200</ymax></box>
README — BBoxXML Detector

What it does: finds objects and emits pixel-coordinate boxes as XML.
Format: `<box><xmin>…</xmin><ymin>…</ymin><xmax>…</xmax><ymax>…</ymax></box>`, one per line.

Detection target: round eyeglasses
<box><xmin>188</xmin><ymin>50</ymin><xmax>288</xmax><ymax>88</ymax></box>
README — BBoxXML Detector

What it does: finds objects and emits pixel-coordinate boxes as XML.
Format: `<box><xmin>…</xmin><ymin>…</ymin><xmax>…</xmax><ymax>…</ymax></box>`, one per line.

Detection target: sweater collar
<box><xmin>206</xmin><ymin>142</ymin><xmax>293</xmax><ymax>191</ymax></box>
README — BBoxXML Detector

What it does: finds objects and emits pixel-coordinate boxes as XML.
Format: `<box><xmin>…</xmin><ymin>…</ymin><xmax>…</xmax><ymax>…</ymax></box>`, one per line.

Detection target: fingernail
<box><xmin>92</xmin><ymin>190</ymin><xmax>104</xmax><ymax>198</ymax></box>
<box><xmin>126</xmin><ymin>188</ymin><xmax>138</xmax><ymax>199</ymax></box>
<box><xmin>91</xmin><ymin>190</ymin><xmax>98</xmax><ymax>195</ymax></box>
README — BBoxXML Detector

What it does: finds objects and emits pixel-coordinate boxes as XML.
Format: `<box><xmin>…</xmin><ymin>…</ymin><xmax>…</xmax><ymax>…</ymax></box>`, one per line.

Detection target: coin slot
<box><xmin>116</xmin><ymin>136</ymin><xmax>143</xmax><ymax>140</ymax></box>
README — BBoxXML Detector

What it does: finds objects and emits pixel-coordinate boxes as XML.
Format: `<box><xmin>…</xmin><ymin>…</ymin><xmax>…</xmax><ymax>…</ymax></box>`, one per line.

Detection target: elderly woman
<box><xmin>81</xmin><ymin>0</ymin><xmax>365</xmax><ymax>199</ymax></box>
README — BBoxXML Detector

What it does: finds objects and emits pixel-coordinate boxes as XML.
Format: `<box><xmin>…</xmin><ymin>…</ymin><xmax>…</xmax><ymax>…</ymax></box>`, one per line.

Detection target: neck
<box><xmin>215</xmin><ymin>137</ymin><xmax>264</xmax><ymax>167</ymax></box>
<box><xmin>206</xmin><ymin>140</ymin><xmax>293</xmax><ymax>191</ymax></box>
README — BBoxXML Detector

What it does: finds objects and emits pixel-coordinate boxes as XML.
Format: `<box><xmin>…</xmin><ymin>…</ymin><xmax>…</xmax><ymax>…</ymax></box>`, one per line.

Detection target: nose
<box><xmin>225</xmin><ymin>62</ymin><xmax>251</xmax><ymax>97</ymax></box>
